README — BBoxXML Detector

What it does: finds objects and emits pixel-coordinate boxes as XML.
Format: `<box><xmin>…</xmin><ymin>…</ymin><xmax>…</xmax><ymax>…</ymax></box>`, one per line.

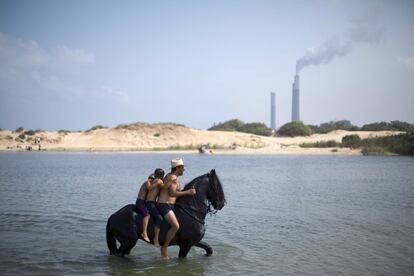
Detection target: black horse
<box><xmin>106</xmin><ymin>169</ymin><xmax>226</xmax><ymax>258</ymax></box>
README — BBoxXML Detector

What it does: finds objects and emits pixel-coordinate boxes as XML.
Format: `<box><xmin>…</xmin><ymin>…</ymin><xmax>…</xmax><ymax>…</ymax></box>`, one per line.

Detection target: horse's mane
<box><xmin>182</xmin><ymin>173</ymin><xmax>209</xmax><ymax>190</ymax></box>
<box><xmin>181</xmin><ymin>171</ymin><xmax>226</xmax><ymax>210</ymax></box>
<box><xmin>210</xmin><ymin>171</ymin><xmax>226</xmax><ymax>210</ymax></box>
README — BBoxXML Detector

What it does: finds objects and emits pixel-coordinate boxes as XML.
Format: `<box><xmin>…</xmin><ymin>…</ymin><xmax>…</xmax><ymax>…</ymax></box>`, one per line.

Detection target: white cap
<box><xmin>171</xmin><ymin>158</ymin><xmax>184</xmax><ymax>168</ymax></box>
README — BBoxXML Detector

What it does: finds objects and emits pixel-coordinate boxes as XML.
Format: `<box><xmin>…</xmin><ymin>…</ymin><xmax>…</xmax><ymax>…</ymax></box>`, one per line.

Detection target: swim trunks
<box><xmin>145</xmin><ymin>201</ymin><xmax>163</xmax><ymax>228</ymax></box>
<box><xmin>157</xmin><ymin>203</ymin><xmax>174</xmax><ymax>217</ymax></box>
<box><xmin>135</xmin><ymin>198</ymin><xmax>149</xmax><ymax>217</ymax></box>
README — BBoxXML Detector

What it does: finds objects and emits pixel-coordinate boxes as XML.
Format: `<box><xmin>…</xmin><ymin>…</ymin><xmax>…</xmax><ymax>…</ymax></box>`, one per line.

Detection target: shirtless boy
<box><xmin>135</xmin><ymin>174</ymin><xmax>153</xmax><ymax>243</ymax></box>
<box><xmin>145</xmin><ymin>168</ymin><xmax>165</xmax><ymax>247</ymax></box>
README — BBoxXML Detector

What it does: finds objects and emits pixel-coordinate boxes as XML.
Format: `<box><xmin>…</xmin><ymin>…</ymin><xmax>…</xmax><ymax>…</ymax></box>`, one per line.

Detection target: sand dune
<box><xmin>0</xmin><ymin>123</ymin><xmax>402</xmax><ymax>155</ymax></box>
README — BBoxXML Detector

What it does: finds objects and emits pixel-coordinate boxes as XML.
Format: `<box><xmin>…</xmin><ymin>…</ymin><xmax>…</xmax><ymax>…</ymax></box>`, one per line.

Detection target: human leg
<box><xmin>136</xmin><ymin>199</ymin><xmax>150</xmax><ymax>242</ymax></box>
<box><xmin>161</xmin><ymin>210</ymin><xmax>180</xmax><ymax>259</ymax></box>
<box><xmin>148</xmin><ymin>202</ymin><xmax>163</xmax><ymax>247</ymax></box>
<box><xmin>141</xmin><ymin>215</ymin><xmax>150</xmax><ymax>242</ymax></box>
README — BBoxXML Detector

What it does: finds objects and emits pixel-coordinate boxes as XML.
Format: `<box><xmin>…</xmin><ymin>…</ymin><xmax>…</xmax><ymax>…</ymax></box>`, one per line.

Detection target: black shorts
<box><xmin>145</xmin><ymin>201</ymin><xmax>163</xmax><ymax>228</ymax></box>
<box><xmin>156</xmin><ymin>203</ymin><xmax>174</xmax><ymax>217</ymax></box>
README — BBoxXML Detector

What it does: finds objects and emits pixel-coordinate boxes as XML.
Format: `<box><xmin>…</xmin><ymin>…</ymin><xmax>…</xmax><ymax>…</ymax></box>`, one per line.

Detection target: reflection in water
<box><xmin>106</xmin><ymin>251</ymin><xmax>207</xmax><ymax>275</ymax></box>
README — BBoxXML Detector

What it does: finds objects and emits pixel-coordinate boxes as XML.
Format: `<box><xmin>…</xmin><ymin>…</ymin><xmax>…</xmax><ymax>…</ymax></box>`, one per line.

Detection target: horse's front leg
<box><xmin>194</xmin><ymin>241</ymin><xmax>213</xmax><ymax>256</ymax></box>
<box><xmin>179</xmin><ymin>245</ymin><xmax>192</xmax><ymax>258</ymax></box>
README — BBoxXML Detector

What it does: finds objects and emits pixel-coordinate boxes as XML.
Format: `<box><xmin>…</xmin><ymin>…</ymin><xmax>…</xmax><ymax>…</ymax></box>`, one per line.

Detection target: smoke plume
<box><xmin>296</xmin><ymin>8</ymin><xmax>385</xmax><ymax>74</ymax></box>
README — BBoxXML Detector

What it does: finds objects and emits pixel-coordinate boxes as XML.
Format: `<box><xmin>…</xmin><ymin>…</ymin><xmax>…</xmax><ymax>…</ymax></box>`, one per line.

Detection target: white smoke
<box><xmin>296</xmin><ymin>8</ymin><xmax>385</xmax><ymax>74</ymax></box>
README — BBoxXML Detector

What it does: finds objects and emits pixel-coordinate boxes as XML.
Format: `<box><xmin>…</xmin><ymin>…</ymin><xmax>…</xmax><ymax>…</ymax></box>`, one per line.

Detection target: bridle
<box><xmin>176</xmin><ymin>173</ymin><xmax>218</xmax><ymax>224</ymax></box>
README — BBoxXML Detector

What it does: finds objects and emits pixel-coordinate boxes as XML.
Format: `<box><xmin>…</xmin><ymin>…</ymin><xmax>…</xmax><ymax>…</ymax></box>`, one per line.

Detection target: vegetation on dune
<box><xmin>208</xmin><ymin>119</ymin><xmax>244</xmax><ymax>131</ymax></box>
<box><xmin>85</xmin><ymin>125</ymin><xmax>108</xmax><ymax>132</ymax></box>
<box><xmin>360</xmin><ymin>121</ymin><xmax>414</xmax><ymax>132</ymax></box>
<box><xmin>14</xmin><ymin>127</ymin><xmax>24</xmax><ymax>133</ymax></box>
<box><xmin>115</xmin><ymin>122</ymin><xmax>186</xmax><ymax>130</ymax></box>
<box><xmin>307</xmin><ymin>120</ymin><xmax>359</xmax><ymax>134</ymax></box>
<box><xmin>359</xmin><ymin>133</ymin><xmax>414</xmax><ymax>155</ymax></box>
<box><xmin>209</xmin><ymin>119</ymin><xmax>272</xmax><ymax>136</ymax></box>
<box><xmin>341</xmin><ymin>134</ymin><xmax>362</xmax><ymax>149</ymax></box>
<box><xmin>300</xmin><ymin>133</ymin><xmax>414</xmax><ymax>156</ymax></box>
<box><xmin>300</xmin><ymin>140</ymin><xmax>340</xmax><ymax>148</ymax></box>
<box><xmin>277</xmin><ymin>121</ymin><xmax>311</xmax><ymax>137</ymax></box>
<box><xmin>23</xmin><ymin>130</ymin><xmax>36</xmax><ymax>136</ymax></box>
<box><xmin>306</xmin><ymin>120</ymin><xmax>414</xmax><ymax>134</ymax></box>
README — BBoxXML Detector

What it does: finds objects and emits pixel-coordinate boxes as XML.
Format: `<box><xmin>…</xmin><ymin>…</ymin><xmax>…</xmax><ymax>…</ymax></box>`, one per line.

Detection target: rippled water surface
<box><xmin>0</xmin><ymin>153</ymin><xmax>413</xmax><ymax>275</ymax></box>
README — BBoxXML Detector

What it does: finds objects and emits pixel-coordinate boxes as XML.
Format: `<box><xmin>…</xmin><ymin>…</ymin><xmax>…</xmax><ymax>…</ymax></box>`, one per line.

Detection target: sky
<box><xmin>0</xmin><ymin>0</ymin><xmax>413</xmax><ymax>131</ymax></box>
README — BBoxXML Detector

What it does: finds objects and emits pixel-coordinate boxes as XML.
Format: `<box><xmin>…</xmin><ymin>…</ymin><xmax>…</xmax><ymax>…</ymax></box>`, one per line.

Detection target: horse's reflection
<box><xmin>106</xmin><ymin>253</ymin><xmax>206</xmax><ymax>275</ymax></box>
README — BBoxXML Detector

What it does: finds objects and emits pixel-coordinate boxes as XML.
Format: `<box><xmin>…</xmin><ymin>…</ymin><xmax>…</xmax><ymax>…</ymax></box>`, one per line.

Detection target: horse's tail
<box><xmin>106</xmin><ymin>219</ymin><xmax>117</xmax><ymax>255</ymax></box>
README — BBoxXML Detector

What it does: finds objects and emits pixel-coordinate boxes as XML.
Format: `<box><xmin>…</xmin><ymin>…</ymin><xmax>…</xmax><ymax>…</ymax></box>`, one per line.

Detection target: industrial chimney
<box><xmin>270</xmin><ymin>92</ymin><xmax>276</xmax><ymax>130</ymax></box>
<box><xmin>291</xmin><ymin>74</ymin><xmax>300</xmax><ymax>122</ymax></box>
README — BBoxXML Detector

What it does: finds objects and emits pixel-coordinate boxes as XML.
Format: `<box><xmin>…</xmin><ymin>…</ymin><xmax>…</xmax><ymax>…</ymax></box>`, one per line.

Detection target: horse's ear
<box><xmin>210</xmin><ymin>169</ymin><xmax>216</xmax><ymax>175</ymax></box>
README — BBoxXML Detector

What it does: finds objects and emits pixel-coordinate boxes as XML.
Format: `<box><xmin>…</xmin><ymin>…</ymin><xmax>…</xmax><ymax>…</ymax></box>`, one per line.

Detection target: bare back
<box><xmin>137</xmin><ymin>180</ymin><xmax>148</xmax><ymax>200</ymax></box>
<box><xmin>146</xmin><ymin>179</ymin><xmax>163</xmax><ymax>201</ymax></box>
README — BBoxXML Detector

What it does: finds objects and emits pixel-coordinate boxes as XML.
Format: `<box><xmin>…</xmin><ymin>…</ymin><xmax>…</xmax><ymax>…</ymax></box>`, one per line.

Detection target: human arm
<box><xmin>168</xmin><ymin>178</ymin><xmax>196</xmax><ymax>197</ymax></box>
<box><xmin>144</xmin><ymin>179</ymin><xmax>153</xmax><ymax>190</ymax></box>
<box><xmin>147</xmin><ymin>179</ymin><xmax>163</xmax><ymax>191</ymax></box>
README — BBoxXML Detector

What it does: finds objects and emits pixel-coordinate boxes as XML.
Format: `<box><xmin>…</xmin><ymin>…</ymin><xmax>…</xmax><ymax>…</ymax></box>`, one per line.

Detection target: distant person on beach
<box><xmin>135</xmin><ymin>174</ymin><xmax>153</xmax><ymax>243</ymax></box>
<box><xmin>145</xmin><ymin>168</ymin><xmax>165</xmax><ymax>248</ymax></box>
<box><xmin>157</xmin><ymin>158</ymin><xmax>196</xmax><ymax>260</ymax></box>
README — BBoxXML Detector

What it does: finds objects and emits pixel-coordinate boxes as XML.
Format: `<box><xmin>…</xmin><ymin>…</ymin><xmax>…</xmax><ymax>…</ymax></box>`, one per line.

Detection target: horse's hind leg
<box><xmin>194</xmin><ymin>241</ymin><xmax>213</xmax><ymax>256</ymax></box>
<box><xmin>179</xmin><ymin>245</ymin><xmax>192</xmax><ymax>258</ymax></box>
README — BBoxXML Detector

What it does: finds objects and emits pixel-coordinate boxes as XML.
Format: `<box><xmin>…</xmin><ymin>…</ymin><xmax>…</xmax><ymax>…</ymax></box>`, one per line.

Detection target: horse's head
<box><xmin>180</xmin><ymin>169</ymin><xmax>226</xmax><ymax>215</ymax></box>
<box><xmin>206</xmin><ymin>169</ymin><xmax>226</xmax><ymax>211</ymax></box>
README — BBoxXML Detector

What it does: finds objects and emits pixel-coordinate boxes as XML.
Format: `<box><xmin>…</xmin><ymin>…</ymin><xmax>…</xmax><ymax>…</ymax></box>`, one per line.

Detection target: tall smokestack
<box><xmin>291</xmin><ymin>74</ymin><xmax>300</xmax><ymax>122</ymax></box>
<box><xmin>270</xmin><ymin>92</ymin><xmax>276</xmax><ymax>130</ymax></box>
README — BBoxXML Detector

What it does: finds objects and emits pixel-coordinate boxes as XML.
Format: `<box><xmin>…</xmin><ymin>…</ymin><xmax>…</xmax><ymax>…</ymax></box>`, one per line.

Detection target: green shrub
<box><xmin>85</xmin><ymin>125</ymin><xmax>108</xmax><ymax>132</ymax></box>
<box><xmin>58</xmin><ymin>130</ymin><xmax>71</xmax><ymax>134</ymax></box>
<box><xmin>24</xmin><ymin>130</ymin><xmax>35</xmax><ymax>136</ymax></box>
<box><xmin>209</xmin><ymin>119</ymin><xmax>272</xmax><ymax>136</ymax></box>
<box><xmin>238</xmin><ymin>123</ymin><xmax>272</xmax><ymax>136</ymax></box>
<box><xmin>154</xmin><ymin>133</ymin><xmax>161</xmax><ymax>137</ymax></box>
<box><xmin>361</xmin><ymin>121</ymin><xmax>414</xmax><ymax>132</ymax></box>
<box><xmin>342</xmin><ymin>134</ymin><xmax>361</xmax><ymax>149</ymax></box>
<box><xmin>300</xmin><ymin>140</ymin><xmax>340</xmax><ymax>148</ymax></box>
<box><xmin>360</xmin><ymin>134</ymin><xmax>414</xmax><ymax>155</ymax></box>
<box><xmin>308</xmin><ymin>120</ymin><xmax>359</xmax><ymax>134</ymax></box>
<box><xmin>209</xmin><ymin>119</ymin><xmax>244</xmax><ymax>131</ymax></box>
<box><xmin>15</xmin><ymin>127</ymin><xmax>24</xmax><ymax>133</ymax></box>
<box><xmin>277</xmin><ymin>121</ymin><xmax>312</xmax><ymax>137</ymax></box>
<box><xmin>18</xmin><ymin>133</ymin><xmax>26</xmax><ymax>139</ymax></box>
<box><xmin>361</xmin><ymin>146</ymin><xmax>386</xmax><ymax>155</ymax></box>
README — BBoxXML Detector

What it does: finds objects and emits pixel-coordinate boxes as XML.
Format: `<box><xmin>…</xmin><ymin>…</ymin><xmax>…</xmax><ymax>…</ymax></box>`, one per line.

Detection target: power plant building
<box><xmin>291</xmin><ymin>74</ymin><xmax>300</xmax><ymax>122</ymax></box>
<box><xmin>270</xmin><ymin>92</ymin><xmax>276</xmax><ymax>130</ymax></box>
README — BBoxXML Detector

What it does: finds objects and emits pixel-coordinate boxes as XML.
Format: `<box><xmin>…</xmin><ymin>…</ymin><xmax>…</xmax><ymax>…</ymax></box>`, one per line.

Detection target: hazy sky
<box><xmin>1</xmin><ymin>0</ymin><xmax>413</xmax><ymax>131</ymax></box>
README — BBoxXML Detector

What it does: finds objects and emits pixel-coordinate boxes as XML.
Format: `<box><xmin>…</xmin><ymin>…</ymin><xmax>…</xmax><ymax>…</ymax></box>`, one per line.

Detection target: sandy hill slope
<box><xmin>0</xmin><ymin>123</ymin><xmax>402</xmax><ymax>154</ymax></box>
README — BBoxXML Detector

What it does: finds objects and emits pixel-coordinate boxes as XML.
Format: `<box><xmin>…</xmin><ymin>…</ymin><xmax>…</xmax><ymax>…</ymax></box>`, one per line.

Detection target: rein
<box><xmin>175</xmin><ymin>204</ymin><xmax>205</xmax><ymax>225</ymax></box>
<box><xmin>175</xmin><ymin>174</ymin><xmax>213</xmax><ymax>224</ymax></box>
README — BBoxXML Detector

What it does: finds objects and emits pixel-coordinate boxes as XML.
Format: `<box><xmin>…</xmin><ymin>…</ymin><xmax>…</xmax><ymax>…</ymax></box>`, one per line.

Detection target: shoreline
<box><xmin>0</xmin><ymin>126</ymin><xmax>402</xmax><ymax>156</ymax></box>
<box><xmin>0</xmin><ymin>147</ymin><xmax>362</xmax><ymax>155</ymax></box>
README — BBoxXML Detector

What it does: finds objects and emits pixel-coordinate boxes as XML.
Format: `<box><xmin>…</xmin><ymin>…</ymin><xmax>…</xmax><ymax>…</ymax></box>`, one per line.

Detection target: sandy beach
<box><xmin>0</xmin><ymin>123</ymin><xmax>402</xmax><ymax>155</ymax></box>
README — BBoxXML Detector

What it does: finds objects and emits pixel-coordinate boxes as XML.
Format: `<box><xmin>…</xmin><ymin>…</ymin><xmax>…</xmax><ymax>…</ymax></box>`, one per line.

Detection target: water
<box><xmin>0</xmin><ymin>153</ymin><xmax>413</xmax><ymax>275</ymax></box>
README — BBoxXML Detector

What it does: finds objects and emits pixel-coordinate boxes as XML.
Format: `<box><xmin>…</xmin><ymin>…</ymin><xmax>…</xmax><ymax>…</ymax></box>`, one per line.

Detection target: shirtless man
<box><xmin>145</xmin><ymin>168</ymin><xmax>165</xmax><ymax>248</ymax></box>
<box><xmin>157</xmin><ymin>158</ymin><xmax>196</xmax><ymax>260</ymax></box>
